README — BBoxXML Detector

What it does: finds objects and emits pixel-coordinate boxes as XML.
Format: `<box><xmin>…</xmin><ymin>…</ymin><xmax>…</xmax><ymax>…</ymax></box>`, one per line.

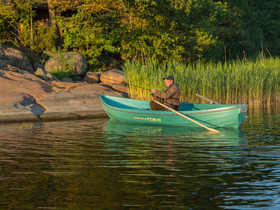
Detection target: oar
<box><xmin>196</xmin><ymin>93</ymin><xmax>219</xmax><ymax>104</ymax></box>
<box><xmin>153</xmin><ymin>100</ymin><xmax>220</xmax><ymax>133</ymax></box>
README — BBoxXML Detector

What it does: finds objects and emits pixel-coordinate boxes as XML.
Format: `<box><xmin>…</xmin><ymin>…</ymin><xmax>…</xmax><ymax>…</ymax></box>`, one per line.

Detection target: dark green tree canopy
<box><xmin>1</xmin><ymin>0</ymin><xmax>279</xmax><ymax>67</ymax></box>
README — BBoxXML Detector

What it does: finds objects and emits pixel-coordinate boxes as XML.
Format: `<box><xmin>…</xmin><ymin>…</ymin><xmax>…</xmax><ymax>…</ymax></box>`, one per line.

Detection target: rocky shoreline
<box><xmin>0</xmin><ymin>45</ymin><xmax>128</xmax><ymax>123</ymax></box>
<box><xmin>0</xmin><ymin>68</ymin><xmax>127</xmax><ymax>123</ymax></box>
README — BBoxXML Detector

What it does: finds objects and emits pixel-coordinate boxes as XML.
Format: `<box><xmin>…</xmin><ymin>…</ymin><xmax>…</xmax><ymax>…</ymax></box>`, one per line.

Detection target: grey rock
<box><xmin>34</xmin><ymin>62</ymin><xmax>45</xmax><ymax>71</ymax></box>
<box><xmin>45</xmin><ymin>52</ymin><xmax>87</xmax><ymax>77</ymax></box>
<box><xmin>35</xmin><ymin>68</ymin><xmax>58</xmax><ymax>81</ymax></box>
<box><xmin>84</xmin><ymin>71</ymin><xmax>101</xmax><ymax>84</ymax></box>
<box><xmin>0</xmin><ymin>45</ymin><xmax>33</xmax><ymax>73</ymax></box>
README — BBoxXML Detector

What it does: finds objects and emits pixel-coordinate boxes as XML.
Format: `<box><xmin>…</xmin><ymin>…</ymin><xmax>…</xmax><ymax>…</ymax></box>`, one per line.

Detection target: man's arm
<box><xmin>154</xmin><ymin>85</ymin><xmax>179</xmax><ymax>99</ymax></box>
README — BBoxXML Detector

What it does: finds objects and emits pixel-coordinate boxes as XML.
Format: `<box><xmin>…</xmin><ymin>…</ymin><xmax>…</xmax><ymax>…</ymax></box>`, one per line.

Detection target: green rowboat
<box><xmin>100</xmin><ymin>95</ymin><xmax>248</xmax><ymax>128</ymax></box>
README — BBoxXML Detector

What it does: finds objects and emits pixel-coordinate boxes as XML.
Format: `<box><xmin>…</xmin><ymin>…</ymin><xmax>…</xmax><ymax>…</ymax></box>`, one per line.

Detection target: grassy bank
<box><xmin>124</xmin><ymin>58</ymin><xmax>280</xmax><ymax>106</ymax></box>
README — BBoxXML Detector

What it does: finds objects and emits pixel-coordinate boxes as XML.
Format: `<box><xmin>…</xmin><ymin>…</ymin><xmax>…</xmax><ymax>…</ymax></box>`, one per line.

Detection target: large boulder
<box><xmin>84</xmin><ymin>71</ymin><xmax>102</xmax><ymax>84</ymax></box>
<box><xmin>45</xmin><ymin>52</ymin><xmax>87</xmax><ymax>77</ymax></box>
<box><xmin>0</xmin><ymin>45</ymin><xmax>33</xmax><ymax>73</ymax></box>
<box><xmin>100</xmin><ymin>69</ymin><xmax>126</xmax><ymax>85</ymax></box>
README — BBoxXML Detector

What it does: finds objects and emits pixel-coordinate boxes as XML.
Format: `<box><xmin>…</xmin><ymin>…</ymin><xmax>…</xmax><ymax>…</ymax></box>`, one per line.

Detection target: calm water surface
<box><xmin>0</xmin><ymin>107</ymin><xmax>279</xmax><ymax>209</ymax></box>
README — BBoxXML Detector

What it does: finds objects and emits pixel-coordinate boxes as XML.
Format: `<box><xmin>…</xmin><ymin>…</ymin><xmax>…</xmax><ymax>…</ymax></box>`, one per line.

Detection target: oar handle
<box><xmin>153</xmin><ymin>100</ymin><xmax>220</xmax><ymax>133</ymax></box>
<box><xmin>196</xmin><ymin>94</ymin><xmax>218</xmax><ymax>104</ymax></box>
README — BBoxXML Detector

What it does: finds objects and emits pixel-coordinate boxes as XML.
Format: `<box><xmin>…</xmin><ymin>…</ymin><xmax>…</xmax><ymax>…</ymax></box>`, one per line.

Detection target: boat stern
<box><xmin>238</xmin><ymin>104</ymin><xmax>248</xmax><ymax>126</ymax></box>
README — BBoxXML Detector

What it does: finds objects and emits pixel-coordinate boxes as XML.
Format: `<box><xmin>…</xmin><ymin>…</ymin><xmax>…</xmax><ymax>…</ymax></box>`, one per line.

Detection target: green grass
<box><xmin>123</xmin><ymin>58</ymin><xmax>280</xmax><ymax>106</ymax></box>
<box><xmin>51</xmin><ymin>69</ymin><xmax>70</xmax><ymax>80</ymax></box>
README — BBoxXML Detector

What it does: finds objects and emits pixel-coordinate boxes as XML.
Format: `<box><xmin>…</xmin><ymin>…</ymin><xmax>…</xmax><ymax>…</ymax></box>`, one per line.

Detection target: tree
<box><xmin>62</xmin><ymin>0</ymin><xmax>234</xmax><ymax>63</ymax></box>
<box><xmin>47</xmin><ymin>0</ymin><xmax>56</xmax><ymax>27</ymax></box>
<box><xmin>2</xmin><ymin>0</ymin><xmax>280</xmax><ymax>66</ymax></box>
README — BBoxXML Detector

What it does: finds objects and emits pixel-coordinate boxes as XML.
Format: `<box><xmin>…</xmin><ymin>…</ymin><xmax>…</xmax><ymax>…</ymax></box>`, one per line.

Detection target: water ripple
<box><xmin>0</xmin><ymin>107</ymin><xmax>280</xmax><ymax>209</ymax></box>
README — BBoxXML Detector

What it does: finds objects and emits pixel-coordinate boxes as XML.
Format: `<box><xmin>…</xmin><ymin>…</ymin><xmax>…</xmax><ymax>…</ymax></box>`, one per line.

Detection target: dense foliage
<box><xmin>1</xmin><ymin>0</ymin><xmax>280</xmax><ymax>69</ymax></box>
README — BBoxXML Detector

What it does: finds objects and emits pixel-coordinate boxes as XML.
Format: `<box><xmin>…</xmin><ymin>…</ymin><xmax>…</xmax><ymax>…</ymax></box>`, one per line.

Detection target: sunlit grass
<box><xmin>123</xmin><ymin>58</ymin><xmax>280</xmax><ymax>106</ymax></box>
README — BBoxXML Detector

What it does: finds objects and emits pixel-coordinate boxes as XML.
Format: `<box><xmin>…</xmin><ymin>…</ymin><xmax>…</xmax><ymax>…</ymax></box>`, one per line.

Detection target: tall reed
<box><xmin>123</xmin><ymin>58</ymin><xmax>280</xmax><ymax>107</ymax></box>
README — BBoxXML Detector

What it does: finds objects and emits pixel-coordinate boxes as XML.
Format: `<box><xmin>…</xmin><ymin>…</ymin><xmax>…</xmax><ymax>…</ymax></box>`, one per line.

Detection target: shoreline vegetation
<box><xmin>124</xmin><ymin>57</ymin><xmax>280</xmax><ymax>107</ymax></box>
<box><xmin>1</xmin><ymin>1</ymin><xmax>280</xmax><ymax>108</ymax></box>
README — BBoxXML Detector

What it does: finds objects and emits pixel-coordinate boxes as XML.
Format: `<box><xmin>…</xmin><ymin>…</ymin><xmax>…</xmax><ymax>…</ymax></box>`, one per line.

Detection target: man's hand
<box><xmin>150</xmin><ymin>89</ymin><xmax>157</xmax><ymax>94</ymax></box>
<box><xmin>150</xmin><ymin>93</ymin><xmax>156</xmax><ymax>100</ymax></box>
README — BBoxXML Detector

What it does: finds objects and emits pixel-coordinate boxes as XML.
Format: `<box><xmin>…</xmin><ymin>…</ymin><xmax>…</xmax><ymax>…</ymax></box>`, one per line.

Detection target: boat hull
<box><xmin>100</xmin><ymin>95</ymin><xmax>248</xmax><ymax>128</ymax></box>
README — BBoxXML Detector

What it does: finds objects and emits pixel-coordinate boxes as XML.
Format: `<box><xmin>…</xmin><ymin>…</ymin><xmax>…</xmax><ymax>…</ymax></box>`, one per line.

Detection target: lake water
<box><xmin>0</xmin><ymin>107</ymin><xmax>279</xmax><ymax>209</ymax></box>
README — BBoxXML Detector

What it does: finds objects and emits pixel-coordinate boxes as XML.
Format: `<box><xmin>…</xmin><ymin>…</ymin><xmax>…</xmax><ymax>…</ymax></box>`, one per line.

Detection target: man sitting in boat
<box><xmin>149</xmin><ymin>76</ymin><xmax>180</xmax><ymax>111</ymax></box>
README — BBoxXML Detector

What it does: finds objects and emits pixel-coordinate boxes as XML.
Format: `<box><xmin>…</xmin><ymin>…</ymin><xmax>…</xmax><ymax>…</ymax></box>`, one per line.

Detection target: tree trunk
<box><xmin>47</xmin><ymin>0</ymin><xmax>56</xmax><ymax>27</ymax></box>
<box><xmin>30</xmin><ymin>4</ymin><xmax>33</xmax><ymax>48</ymax></box>
<box><xmin>47</xmin><ymin>0</ymin><xmax>62</xmax><ymax>46</ymax></box>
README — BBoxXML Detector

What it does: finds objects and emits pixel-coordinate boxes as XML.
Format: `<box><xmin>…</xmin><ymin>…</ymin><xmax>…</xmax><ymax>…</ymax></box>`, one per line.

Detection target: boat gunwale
<box><xmin>100</xmin><ymin>96</ymin><xmax>245</xmax><ymax>116</ymax></box>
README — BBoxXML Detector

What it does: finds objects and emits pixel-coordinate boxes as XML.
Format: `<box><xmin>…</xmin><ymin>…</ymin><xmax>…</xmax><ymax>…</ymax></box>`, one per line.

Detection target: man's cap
<box><xmin>163</xmin><ymin>76</ymin><xmax>174</xmax><ymax>80</ymax></box>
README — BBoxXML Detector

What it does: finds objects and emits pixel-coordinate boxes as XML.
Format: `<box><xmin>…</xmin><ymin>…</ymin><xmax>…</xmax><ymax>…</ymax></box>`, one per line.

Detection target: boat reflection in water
<box><xmin>102</xmin><ymin>119</ymin><xmax>246</xmax><ymax>209</ymax></box>
<box><xmin>104</xmin><ymin>119</ymin><xmax>245</xmax><ymax>148</ymax></box>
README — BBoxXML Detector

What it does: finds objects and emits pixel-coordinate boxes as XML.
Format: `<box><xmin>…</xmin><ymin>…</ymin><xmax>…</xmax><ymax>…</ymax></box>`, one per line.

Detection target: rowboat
<box><xmin>100</xmin><ymin>95</ymin><xmax>248</xmax><ymax>128</ymax></box>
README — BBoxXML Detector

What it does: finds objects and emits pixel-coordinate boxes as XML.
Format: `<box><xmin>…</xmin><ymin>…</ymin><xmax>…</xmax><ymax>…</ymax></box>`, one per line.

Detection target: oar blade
<box><xmin>208</xmin><ymin>129</ymin><xmax>220</xmax><ymax>134</ymax></box>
